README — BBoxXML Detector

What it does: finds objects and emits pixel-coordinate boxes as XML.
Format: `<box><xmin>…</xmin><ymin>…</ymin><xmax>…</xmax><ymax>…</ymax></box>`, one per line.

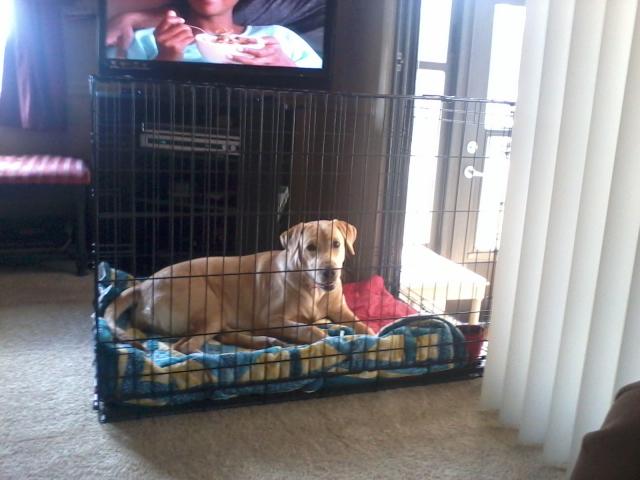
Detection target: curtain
<box><xmin>480</xmin><ymin>0</ymin><xmax>640</xmax><ymax>471</ymax></box>
<box><xmin>0</xmin><ymin>0</ymin><xmax>67</xmax><ymax>130</ymax></box>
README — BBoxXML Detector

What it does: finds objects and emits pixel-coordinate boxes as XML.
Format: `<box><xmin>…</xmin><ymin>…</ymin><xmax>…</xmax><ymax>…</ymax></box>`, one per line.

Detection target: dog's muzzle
<box><xmin>317</xmin><ymin>282</ymin><xmax>336</xmax><ymax>292</ymax></box>
<box><xmin>317</xmin><ymin>267</ymin><xmax>339</xmax><ymax>291</ymax></box>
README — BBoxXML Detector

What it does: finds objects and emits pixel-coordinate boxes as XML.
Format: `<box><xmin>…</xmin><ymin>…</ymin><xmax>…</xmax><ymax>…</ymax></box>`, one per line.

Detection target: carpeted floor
<box><xmin>0</xmin><ymin>263</ymin><xmax>566</xmax><ymax>480</ymax></box>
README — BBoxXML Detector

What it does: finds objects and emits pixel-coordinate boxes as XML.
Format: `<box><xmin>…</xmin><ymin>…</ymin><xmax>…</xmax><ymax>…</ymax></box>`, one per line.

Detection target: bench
<box><xmin>0</xmin><ymin>155</ymin><xmax>91</xmax><ymax>275</ymax></box>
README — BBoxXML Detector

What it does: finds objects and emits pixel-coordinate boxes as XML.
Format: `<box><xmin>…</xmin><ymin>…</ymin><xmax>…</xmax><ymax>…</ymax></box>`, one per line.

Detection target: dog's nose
<box><xmin>321</xmin><ymin>268</ymin><xmax>337</xmax><ymax>282</ymax></box>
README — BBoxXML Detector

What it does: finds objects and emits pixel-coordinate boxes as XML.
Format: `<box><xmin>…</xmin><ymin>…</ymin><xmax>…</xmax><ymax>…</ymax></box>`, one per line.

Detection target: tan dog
<box><xmin>104</xmin><ymin>220</ymin><xmax>374</xmax><ymax>352</ymax></box>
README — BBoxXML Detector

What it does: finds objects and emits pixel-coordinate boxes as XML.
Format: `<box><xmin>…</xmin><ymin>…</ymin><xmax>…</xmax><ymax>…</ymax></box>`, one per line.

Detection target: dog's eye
<box><xmin>332</xmin><ymin>240</ymin><xmax>341</xmax><ymax>249</ymax></box>
<box><xmin>306</xmin><ymin>244</ymin><xmax>317</xmax><ymax>252</ymax></box>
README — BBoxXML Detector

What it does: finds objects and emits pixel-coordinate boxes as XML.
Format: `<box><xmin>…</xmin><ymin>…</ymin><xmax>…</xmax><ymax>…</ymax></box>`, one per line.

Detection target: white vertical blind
<box><xmin>543</xmin><ymin>0</ymin><xmax>638</xmax><ymax>466</ymax></box>
<box><xmin>499</xmin><ymin>0</ymin><xmax>575</xmax><ymax>428</ymax></box>
<box><xmin>481</xmin><ymin>0</ymin><xmax>640</xmax><ymax>470</ymax></box>
<box><xmin>479</xmin><ymin>0</ymin><xmax>550</xmax><ymax>411</ymax></box>
<box><xmin>569</xmin><ymin>8</ymin><xmax>640</xmax><ymax>464</ymax></box>
<box><xmin>519</xmin><ymin>0</ymin><xmax>607</xmax><ymax>444</ymax></box>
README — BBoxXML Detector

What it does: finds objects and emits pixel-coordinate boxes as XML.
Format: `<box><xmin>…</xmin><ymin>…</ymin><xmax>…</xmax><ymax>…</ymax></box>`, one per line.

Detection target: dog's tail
<box><xmin>103</xmin><ymin>287</ymin><xmax>144</xmax><ymax>349</ymax></box>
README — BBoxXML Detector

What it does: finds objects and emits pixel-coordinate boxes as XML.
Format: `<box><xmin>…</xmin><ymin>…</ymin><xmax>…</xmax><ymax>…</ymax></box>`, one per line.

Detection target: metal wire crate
<box><xmin>91</xmin><ymin>77</ymin><xmax>513</xmax><ymax>421</ymax></box>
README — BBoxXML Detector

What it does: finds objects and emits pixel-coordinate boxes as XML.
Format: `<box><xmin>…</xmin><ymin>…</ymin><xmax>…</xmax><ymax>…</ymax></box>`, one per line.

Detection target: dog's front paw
<box><xmin>129</xmin><ymin>340</ymin><xmax>147</xmax><ymax>351</ymax></box>
<box><xmin>173</xmin><ymin>336</ymin><xmax>206</xmax><ymax>354</ymax></box>
<box><xmin>116</xmin><ymin>336</ymin><xmax>147</xmax><ymax>351</ymax></box>
<box><xmin>353</xmin><ymin>322</ymin><xmax>375</xmax><ymax>336</ymax></box>
<box><xmin>266</xmin><ymin>337</ymin><xmax>289</xmax><ymax>348</ymax></box>
<box><xmin>307</xmin><ymin>326</ymin><xmax>328</xmax><ymax>343</ymax></box>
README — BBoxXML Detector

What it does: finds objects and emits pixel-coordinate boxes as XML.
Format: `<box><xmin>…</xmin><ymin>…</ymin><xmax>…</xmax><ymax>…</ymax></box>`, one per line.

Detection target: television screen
<box><xmin>100</xmin><ymin>0</ymin><xmax>331</xmax><ymax>86</ymax></box>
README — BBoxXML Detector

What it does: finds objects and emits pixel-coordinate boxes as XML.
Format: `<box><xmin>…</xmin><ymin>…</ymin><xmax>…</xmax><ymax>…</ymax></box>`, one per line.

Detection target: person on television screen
<box><xmin>107</xmin><ymin>0</ymin><xmax>322</xmax><ymax>68</ymax></box>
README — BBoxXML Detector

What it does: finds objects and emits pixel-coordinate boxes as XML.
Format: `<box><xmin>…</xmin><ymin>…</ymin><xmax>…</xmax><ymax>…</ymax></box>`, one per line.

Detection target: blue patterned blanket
<box><xmin>95</xmin><ymin>263</ymin><xmax>469</xmax><ymax>407</ymax></box>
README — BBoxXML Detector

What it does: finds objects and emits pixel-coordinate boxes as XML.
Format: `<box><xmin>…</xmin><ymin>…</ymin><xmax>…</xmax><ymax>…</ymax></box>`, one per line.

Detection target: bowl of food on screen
<box><xmin>195</xmin><ymin>33</ymin><xmax>265</xmax><ymax>63</ymax></box>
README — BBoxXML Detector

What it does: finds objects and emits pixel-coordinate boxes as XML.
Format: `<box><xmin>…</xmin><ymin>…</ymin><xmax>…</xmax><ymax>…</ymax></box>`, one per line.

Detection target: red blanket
<box><xmin>342</xmin><ymin>275</ymin><xmax>417</xmax><ymax>333</ymax></box>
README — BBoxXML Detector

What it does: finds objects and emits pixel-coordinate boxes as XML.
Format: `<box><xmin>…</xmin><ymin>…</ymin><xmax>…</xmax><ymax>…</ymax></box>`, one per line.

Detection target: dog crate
<box><xmin>91</xmin><ymin>77</ymin><xmax>514</xmax><ymax>421</ymax></box>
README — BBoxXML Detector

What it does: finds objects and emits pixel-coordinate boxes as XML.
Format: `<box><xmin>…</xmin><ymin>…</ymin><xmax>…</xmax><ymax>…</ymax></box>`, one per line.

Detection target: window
<box><xmin>0</xmin><ymin>0</ymin><xmax>15</xmax><ymax>94</ymax></box>
<box><xmin>403</xmin><ymin>0</ymin><xmax>453</xmax><ymax>248</ymax></box>
<box><xmin>475</xmin><ymin>3</ymin><xmax>526</xmax><ymax>251</ymax></box>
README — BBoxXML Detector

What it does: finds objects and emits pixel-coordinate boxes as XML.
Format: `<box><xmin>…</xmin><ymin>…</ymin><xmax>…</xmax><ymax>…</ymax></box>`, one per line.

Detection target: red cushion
<box><xmin>343</xmin><ymin>276</ymin><xmax>485</xmax><ymax>363</ymax></box>
<box><xmin>343</xmin><ymin>275</ymin><xmax>418</xmax><ymax>333</ymax></box>
<box><xmin>0</xmin><ymin>155</ymin><xmax>90</xmax><ymax>185</ymax></box>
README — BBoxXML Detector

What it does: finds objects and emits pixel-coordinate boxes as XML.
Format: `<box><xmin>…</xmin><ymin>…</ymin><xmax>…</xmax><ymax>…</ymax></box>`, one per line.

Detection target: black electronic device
<box><xmin>98</xmin><ymin>0</ymin><xmax>335</xmax><ymax>89</ymax></box>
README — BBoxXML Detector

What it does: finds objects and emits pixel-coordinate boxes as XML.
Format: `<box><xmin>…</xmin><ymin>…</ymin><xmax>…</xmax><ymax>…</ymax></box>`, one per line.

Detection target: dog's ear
<box><xmin>280</xmin><ymin>223</ymin><xmax>305</xmax><ymax>255</ymax></box>
<box><xmin>334</xmin><ymin>220</ymin><xmax>357</xmax><ymax>256</ymax></box>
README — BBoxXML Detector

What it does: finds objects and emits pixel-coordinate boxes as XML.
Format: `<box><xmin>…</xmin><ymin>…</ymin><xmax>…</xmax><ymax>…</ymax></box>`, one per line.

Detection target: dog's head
<box><xmin>280</xmin><ymin>219</ymin><xmax>357</xmax><ymax>292</ymax></box>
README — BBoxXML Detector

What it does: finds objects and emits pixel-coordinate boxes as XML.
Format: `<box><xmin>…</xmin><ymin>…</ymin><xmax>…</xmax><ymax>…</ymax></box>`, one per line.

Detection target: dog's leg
<box><xmin>270</xmin><ymin>320</ymin><xmax>328</xmax><ymax>345</ymax></box>
<box><xmin>172</xmin><ymin>335</ymin><xmax>212</xmax><ymax>354</ymax></box>
<box><xmin>103</xmin><ymin>287</ymin><xmax>148</xmax><ymax>349</ymax></box>
<box><xmin>215</xmin><ymin>332</ymin><xmax>288</xmax><ymax>350</ymax></box>
<box><xmin>173</xmin><ymin>333</ymin><xmax>286</xmax><ymax>353</ymax></box>
<box><xmin>328</xmin><ymin>301</ymin><xmax>375</xmax><ymax>335</ymax></box>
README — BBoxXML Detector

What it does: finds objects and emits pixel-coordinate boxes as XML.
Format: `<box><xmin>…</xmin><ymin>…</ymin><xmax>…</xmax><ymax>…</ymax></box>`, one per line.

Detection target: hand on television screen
<box><xmin>154</xmin><ymin>10</ymin><xmax>195</xmax><ymax>61</ymax></box>
<box><xmin>106</xmin><ymin>12</ymin><xmax>137</xmax><ymax>57</ymax></box>
<box><xmin>106</xmin><ymin>9</ymin><xmax>165</xmax><ymax>58</ymax></box>
<box><xmin>227</xmin><ymin>36</ymin><xmax>296</xmax><ymax>67</ymax></box>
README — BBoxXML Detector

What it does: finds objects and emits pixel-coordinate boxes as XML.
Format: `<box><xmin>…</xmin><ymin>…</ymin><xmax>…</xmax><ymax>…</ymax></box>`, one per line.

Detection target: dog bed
<box><xmin>95</xmin><ymin>263</ymin><xmax>477</xmax><ymax>408</ymax></box>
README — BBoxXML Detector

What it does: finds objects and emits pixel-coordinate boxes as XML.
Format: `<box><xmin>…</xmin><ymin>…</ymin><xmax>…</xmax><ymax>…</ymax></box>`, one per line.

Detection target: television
<box><xmin>98</xmin><ymin>0</ymin><xmax>335</xmax><ymax>89</ymax></box>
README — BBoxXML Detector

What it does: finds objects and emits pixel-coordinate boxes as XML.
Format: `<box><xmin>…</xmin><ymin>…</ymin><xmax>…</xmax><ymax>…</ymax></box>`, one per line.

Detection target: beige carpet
<box><xmin>0</xmin><ymin>263</ymin><xmax>566</xmax><ymax>480</ymax></box>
